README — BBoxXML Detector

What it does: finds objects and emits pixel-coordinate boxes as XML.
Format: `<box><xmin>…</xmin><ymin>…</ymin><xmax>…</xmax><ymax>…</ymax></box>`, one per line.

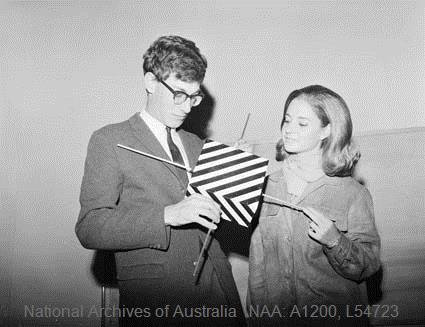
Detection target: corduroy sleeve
<box><xmin>323</xmin><ymin>187</ymin><xmax>381</xmax><ymax>281</ymax></box>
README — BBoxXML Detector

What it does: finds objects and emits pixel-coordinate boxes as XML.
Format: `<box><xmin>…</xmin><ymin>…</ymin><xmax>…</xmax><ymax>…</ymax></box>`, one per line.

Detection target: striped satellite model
<box><xmin>187</xmin><ymin>140</ymin><xmax>269</xmax><ymax>227</ymax></box>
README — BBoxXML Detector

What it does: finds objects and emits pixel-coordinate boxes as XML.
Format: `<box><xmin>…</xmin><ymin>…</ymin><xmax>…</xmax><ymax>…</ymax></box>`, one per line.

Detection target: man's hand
<box><xmin>164</xmin><ymin>193</ymin><xmax>221</xmax><ymax>230</ymax></box>
<box><xmin>303</xmin><ymin>207</ymin><xmax>341</xmax><ymax>248</ymax></box>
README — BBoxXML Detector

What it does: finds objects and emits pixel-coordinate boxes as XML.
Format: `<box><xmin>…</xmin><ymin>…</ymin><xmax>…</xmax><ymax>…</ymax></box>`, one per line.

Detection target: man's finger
<box><xmin>189</xmin><ymin>194</ymin><xmax>221</xmax><ymax>212</ymax></box>
<box><xmin>198</xmin><ymin>209</ymin><xmax>220</xmax><ymax>224</ymax></box>
<box><xmin>200</xmin><ymin>202</ymin><xmax>221</xmax><ymax>219</ymax></box>
<box><xmin>202</xmin><ymin>196</ymin><xmax>221</xmax><ymax>211</ymax></box>
<box><xmin>196</xmin><ymin>217</ymin><xmax>218</xmax><ymax>230</ymax></box>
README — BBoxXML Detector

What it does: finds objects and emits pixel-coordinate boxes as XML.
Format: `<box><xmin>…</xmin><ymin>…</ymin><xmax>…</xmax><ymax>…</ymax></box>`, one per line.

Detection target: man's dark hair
<box><xmin>143</xmin><ymin>35</ymin><xmax>207</xmax><ymax>83</ymax></box>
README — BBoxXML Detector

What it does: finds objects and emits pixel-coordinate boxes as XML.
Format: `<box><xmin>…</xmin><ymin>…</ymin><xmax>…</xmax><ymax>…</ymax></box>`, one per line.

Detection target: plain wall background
<box><xmin>1</xmin><ymin>1</ymin><xmax>424</xmax><ymax>326</ymax></box>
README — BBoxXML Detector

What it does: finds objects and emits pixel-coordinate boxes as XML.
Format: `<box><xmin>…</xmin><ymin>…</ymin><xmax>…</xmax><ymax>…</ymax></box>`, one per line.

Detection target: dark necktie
<box><xmin>166</xmin><ymin>127</ymin><xmax>188</xmax><ymax>183</ymax></box>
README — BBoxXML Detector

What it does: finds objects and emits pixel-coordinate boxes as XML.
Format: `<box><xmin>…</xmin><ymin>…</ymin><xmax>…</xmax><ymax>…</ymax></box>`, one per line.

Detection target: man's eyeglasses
<box><xmin>158</xmin><ymin>78</ymin><xmax>204</xmax><ymax>107</ymax></box>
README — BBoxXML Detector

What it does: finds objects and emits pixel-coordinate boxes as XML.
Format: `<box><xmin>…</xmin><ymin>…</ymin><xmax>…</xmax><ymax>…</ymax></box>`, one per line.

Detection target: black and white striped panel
<box><xmin>187</xmin><ymin>140</ymin><xmax>269</xmax><ymax>227</ymax></box>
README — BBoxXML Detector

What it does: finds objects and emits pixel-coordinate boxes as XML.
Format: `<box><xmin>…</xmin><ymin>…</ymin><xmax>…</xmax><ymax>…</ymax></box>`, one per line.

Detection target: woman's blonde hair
<box><xmin>276</xmin><ymin>85</ymin><xmax>360</xmax><ymax>177</ymax></box>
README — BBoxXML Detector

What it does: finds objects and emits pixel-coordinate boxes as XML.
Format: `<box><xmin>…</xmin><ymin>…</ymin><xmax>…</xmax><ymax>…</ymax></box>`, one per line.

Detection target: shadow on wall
<box><xmin>180</xmin><ymin>86</ymin><xmax>215</xmax><ymax>140</ymax></box>
<box><xmin>353</xmin><ymin>165</ymin><xmax>383</xmax><ymax>304</ymax></box>
<box><xmin>366</xmin><ymin>266</ymin><xmax>384</xmax><ymax>304</ymax></box>
<box><xmin>91</xmin><ymin>251</ymin><xmax>117</xmax><ymax>287</ymax></box>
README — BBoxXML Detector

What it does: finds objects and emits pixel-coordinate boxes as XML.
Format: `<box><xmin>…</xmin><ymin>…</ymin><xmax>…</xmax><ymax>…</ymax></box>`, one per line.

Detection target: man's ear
<box><xmin>321</xmin><ymin>124</ymin><xmax>331</xmax><ymax>140</ymax></box>
<box><xmin>144</xmin><ymin>72</ymin><xmax>157</xmax><ymax>94</ymax></box>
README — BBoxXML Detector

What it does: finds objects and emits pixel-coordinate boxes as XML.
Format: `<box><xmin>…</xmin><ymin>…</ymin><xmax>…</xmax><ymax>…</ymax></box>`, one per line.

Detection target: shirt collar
<box><xmin>140</xmin><ymin>109</ymin><xmax>168</xmax><ymax>136</ymax></box>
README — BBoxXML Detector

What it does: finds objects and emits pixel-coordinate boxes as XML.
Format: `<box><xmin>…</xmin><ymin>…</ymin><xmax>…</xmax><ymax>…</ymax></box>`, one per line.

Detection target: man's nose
<box><xmin>181</xmin><ymin>100</ymin><xmax>192</xmax><ymax>114</ymax></box>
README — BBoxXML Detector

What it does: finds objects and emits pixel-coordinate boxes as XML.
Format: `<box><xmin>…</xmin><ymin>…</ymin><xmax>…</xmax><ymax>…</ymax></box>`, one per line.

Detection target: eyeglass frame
<box><xmin>156</xmin><ymin>76</ymin><xmax>204</xmax><ymax>107</ymax></box>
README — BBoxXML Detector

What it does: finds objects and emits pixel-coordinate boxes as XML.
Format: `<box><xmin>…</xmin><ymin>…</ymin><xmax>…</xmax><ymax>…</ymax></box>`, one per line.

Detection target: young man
<box><xmin>76</xmin><ymin>35</ymin><xmax>246</xmax><ymax>326</ymax></box>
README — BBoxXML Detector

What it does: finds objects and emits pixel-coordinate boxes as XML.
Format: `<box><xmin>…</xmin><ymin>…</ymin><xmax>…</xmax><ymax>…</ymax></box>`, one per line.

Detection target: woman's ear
<box><xmin>320</xmin><ymin>124</ymin><xmax>331</xmax><ymax>140</ymax></box>
<box><xmin>144</xmin><ymin>72</ymin><xmax>157</xmax><ymax>94</ymax></box>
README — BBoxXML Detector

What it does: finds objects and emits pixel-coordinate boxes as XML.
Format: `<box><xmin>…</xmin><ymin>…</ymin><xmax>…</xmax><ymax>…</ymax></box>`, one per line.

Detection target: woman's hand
<box><xmin>303</xmin><ymin>207</ymin><xmax>341</xmax><ymax>248</ymax></box>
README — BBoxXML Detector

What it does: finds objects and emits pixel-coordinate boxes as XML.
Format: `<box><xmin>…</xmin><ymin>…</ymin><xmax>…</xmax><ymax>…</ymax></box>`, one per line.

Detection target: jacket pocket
<box><xmin>261</xmin><ymin>202</ymin><xmax>280</xmax><ymax>217</ymax></box>
<box><xmin>117</xmin><ymin>263</ymin><xmax>165</xmax><ymax>280</ymax></box>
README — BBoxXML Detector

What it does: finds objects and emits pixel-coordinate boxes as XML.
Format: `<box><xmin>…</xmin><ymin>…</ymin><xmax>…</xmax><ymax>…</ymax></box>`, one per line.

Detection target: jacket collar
<box><xmin>268</xmin><ymin>166</ymin><xmax>340</xmax><ymax>204</ymax></box>
<box><xmin>127</xmin><ymin>112</ymin><xmax>194</xmax><ymax>187</ymax></box>
<box><xmin>128</xmin><ymin>113</ymin><xmax>169</xmax><ymax>160</ymax></box>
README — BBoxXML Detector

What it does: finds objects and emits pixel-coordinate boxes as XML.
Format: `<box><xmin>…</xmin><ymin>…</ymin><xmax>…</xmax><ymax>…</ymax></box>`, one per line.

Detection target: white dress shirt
<box><xmin>139</xmin><ymin>110</ymin><xmax>190</xmax><ymax>170</ymax></box>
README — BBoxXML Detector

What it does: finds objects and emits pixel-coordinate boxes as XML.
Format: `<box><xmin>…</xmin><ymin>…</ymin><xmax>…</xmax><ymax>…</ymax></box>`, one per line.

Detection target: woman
<box><xmin>248</xmin><ymin>85</ymin><xmax>381</xmax><ymax>326</ymax></box>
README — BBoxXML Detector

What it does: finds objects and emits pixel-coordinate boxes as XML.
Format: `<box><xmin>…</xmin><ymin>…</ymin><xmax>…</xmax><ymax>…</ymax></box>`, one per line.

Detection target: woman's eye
<box><xmin>299</xmin><ymin>122</ymin><xmax>308</xmax><ymax>127</ymax></box>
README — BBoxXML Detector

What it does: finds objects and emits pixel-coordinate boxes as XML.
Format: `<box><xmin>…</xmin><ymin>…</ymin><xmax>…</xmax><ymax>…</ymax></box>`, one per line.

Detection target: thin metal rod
<box><xmin>101</xmin><ymin>285</ymin><xmax>105</xmax><ymax>327</ymax></box>
<box><xmin>262</xmin><ymin>194</ymin><xmax>338</xmax><ymax>223</ymax></box>
<box><xmin>240</xmin><ymin>113</ymin><xmax>251</xmax><ymax>140</ymax></box>
<box><xmin>193</xmin><ymin>228</ymin><xmax>214</xmax><ymax>284</ymax></box>
<box><xmin>262</xmin><ymin>193</ymin><xmax>305</xmax><ymax>212</ymax></box>
<box><xmin>117</xmin><ymin>144</ymin><xmax>192</xmax><ymax>172</ymax></box>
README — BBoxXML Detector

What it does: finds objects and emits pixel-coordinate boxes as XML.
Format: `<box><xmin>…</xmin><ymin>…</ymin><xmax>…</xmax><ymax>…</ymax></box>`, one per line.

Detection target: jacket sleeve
<box><xmin>75</xmin><ymin>130</ymin><xmax>170</xmax><ymax>251</ymax></box>
<box><xmin>247</xmin><ymin>223</ymin><xmax>268</xmax><ymax>307</ymax></box>
<box><xmin>323</xmin><ymin>187</ymin><xmax>381</xmax><ymax>281</ymax></box>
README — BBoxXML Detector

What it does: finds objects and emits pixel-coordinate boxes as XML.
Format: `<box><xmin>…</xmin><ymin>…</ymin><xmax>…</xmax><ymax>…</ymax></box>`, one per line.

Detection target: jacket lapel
<box><xmin>178</xmin><ymin>130</ymin><xmax>203</xmax><ymax>171</ymax></box>
<box><xmin>128</xmin><ymin>113</ymin><xmax>188</xmax><ymax>188</ymax></box>
<box><xmin>266</xmin><ymin>171</ymin><xmax>288</xmax><ymax>203</ymax></box>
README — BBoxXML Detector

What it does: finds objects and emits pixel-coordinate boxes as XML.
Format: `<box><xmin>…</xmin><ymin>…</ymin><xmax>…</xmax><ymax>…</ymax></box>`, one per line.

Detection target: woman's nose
<box><xmin>284</xmin><ymin>122</ymin><xmax>296</xmax><ymax>133</ymax></box>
